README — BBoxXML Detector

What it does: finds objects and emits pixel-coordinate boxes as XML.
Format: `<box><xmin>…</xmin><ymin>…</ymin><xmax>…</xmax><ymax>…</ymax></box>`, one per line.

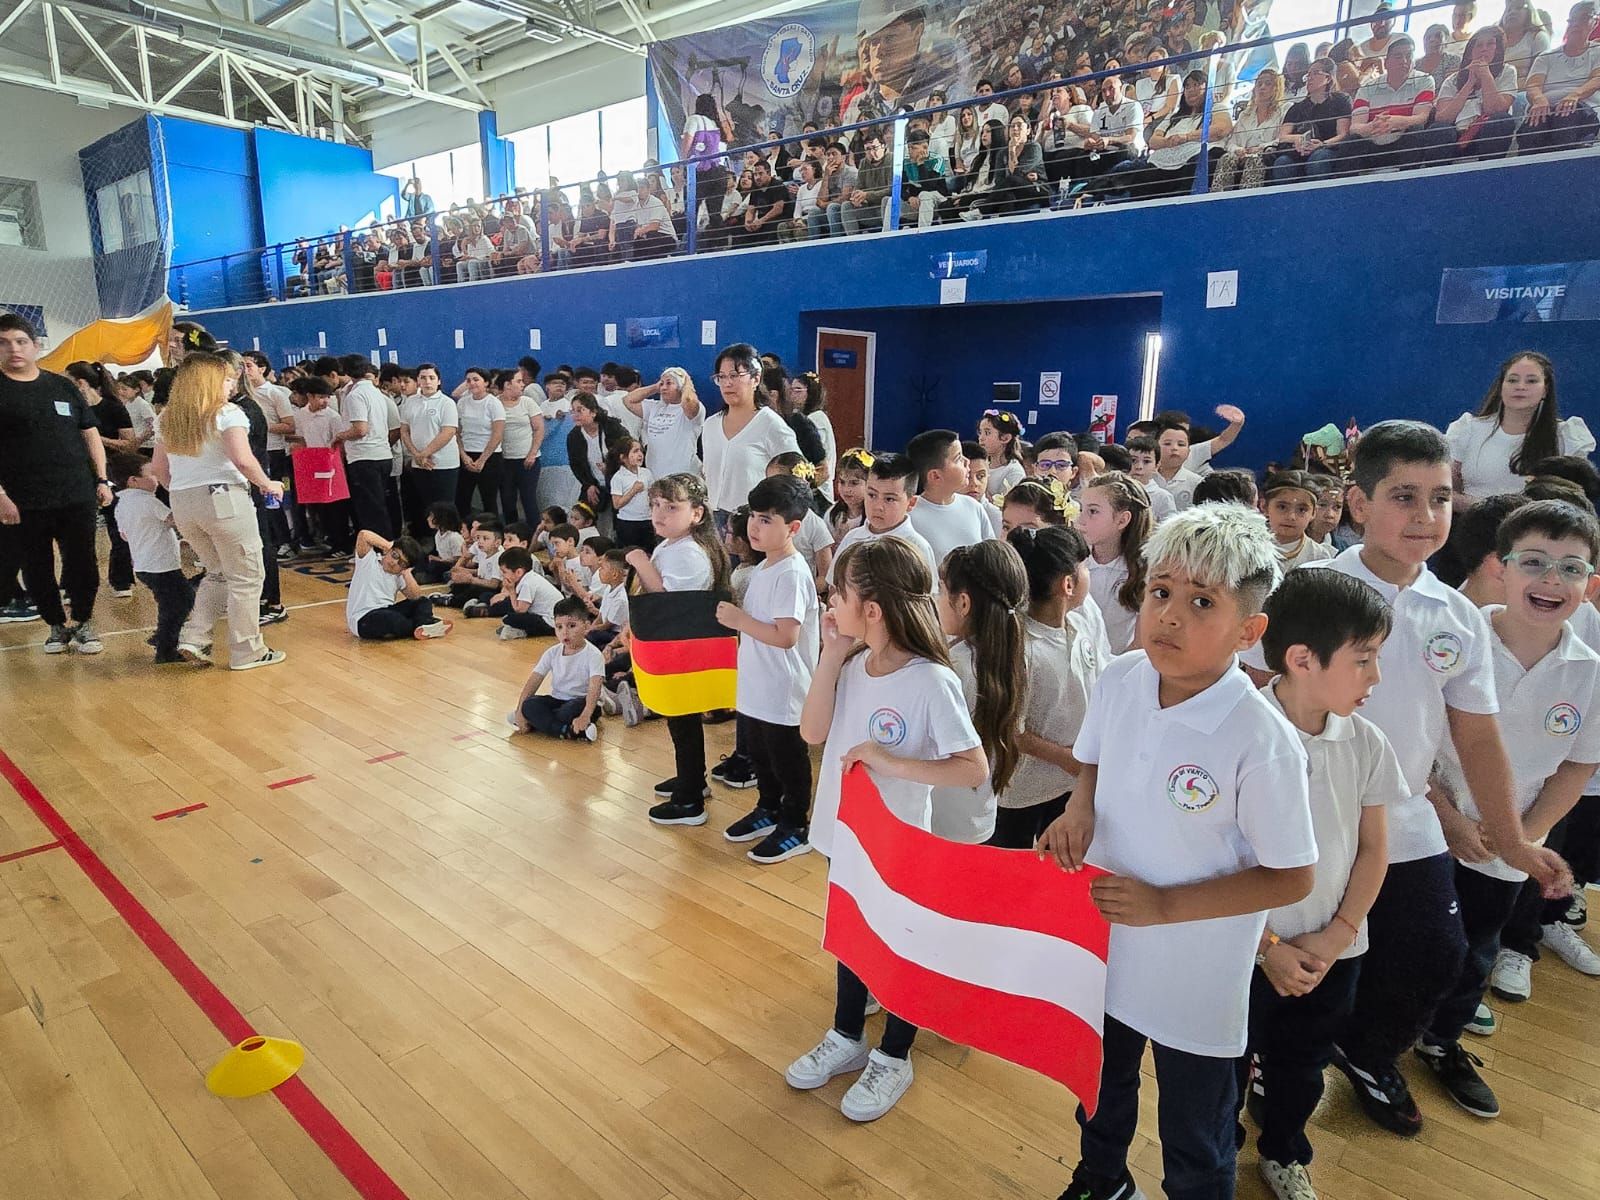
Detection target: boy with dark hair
<box><xmin>1523</xmin><ymin>454</ymin><xmax>1600</xmax><ymax>508</ymax></box>
<box><xmin>1437</xmin><ymin>493</ymin><xmax>1532</xmax><ymax>591</ymax></box>
<box><xmin>715</xmin><ymin>476</ymin><xmax>821</xmax><ymax>863</ymax></box>
<box><xmin>346</xmin><ymin>529</ymin><xmax>449</xmax><ymax>640</ymax></box>
<box><xmin>1246</xmin><ymin>420</ymin><xmax>1569</xmax><ymax>1138</ymax></box>
<box><xmin>108</xmin><ymin>449</ymin><xmax>195</xmax><ymax>663</ymax></box>
<box><xmin>1041</xmin><ymin>503</ymin><xmax>1318</xmax><ymax>1200</ymax></box>
<box><xmin>906</xmin><ymin>430</ymin><xmax>990</xmax><ymax>565</ymax></box>
<box><xmin>1246</xmin><ymin>568</ymin><xmax>1406</xmax><ymax>1200</ymax></box>
<box><xmin>449</xmin><ymin>515</ymin><xmax>504</xmax><ymax>610</ymax></box>
<box><xmin>1192</xmin><ymin>468</ymin><xmax>1258</xmax><ymax>508</ymax></box>
<box><xmin>829</xmin><ymin>452</ymin><xmax>941</xmax><ymax>589</ymax></box>
<box><xmin>1124</xmin><ymin>434</ymin><xmax>1178</xmax><ymax>523</ymax></box>
<box><xmin>483</xmin><ymin>545</ymin><xmax>561</xmax><ymax>639</ymax></box>
<box><xmin>1418</xmin><ymin>500</ymin><xmax>1600</xmax><ymax>1119</ymax></box>
<box><xmin>511</xmin><ymin>596</ymin><xmax>605</xmax><ymax>742</ymax></box>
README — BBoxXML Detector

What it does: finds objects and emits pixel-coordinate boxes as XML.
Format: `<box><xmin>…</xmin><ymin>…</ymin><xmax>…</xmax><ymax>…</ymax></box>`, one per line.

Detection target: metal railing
<box><xmin>173</xmin><ymin>0</ymin><xmax>1521</xmax><ymax>311</ymax></box>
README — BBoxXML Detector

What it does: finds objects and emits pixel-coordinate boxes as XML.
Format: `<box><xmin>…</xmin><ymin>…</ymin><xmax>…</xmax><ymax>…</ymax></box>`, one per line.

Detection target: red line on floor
<box><xmin>0</xmin><ymin>746</ymin><xmax>410</xmax><ymax>1200</ymax></box>
<box><xmin>267</xmin><ymin>774</ymin><xmax>316</xmax><ymax>790</ymax></box>
<box><xmin>450</xmin><ymin>732</ymin><xmax>482</xmax><ymax>742</ymax></box>
<box><xmin>0</xmin><ymin>840</ymin><xmax>62</xmax><ymax>864</ymax></box>
<box><xmin>365</xmin><ymin>751</ymin><xmax>407</xmax><ymax>764</ymax></box>
<box><xmin>151</xmin><ymin>802</ymin><xmax>208</xmax><ymax>821</ymax></box>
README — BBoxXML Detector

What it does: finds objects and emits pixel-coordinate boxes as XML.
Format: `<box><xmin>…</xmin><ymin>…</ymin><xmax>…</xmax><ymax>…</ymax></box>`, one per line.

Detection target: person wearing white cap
<box><xmin>842</xmin><ymin>2</ymin><xmax>943</xmax><ymax>125</ymax></box>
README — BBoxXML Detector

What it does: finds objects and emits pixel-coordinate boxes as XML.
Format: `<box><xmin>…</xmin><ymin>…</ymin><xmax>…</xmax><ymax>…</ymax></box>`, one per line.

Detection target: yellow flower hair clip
<box><xmin>1049</xmin><ymin>479</ymin><xmax>1080</xmax><ymax>523</ymax></box>
<box><xmin>841</xmin><ymin>448</ymin><xmax>874</xmax><ymax>470</ymax></box>
<box><xmin>791</xmin><ymin>459</ymin><xmax>818</xmax><ymax>483</ymax></box>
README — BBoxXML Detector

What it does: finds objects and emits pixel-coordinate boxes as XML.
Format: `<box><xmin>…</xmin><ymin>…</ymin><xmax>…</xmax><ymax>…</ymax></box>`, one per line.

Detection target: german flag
<box><xmin>628</xmin><ymin>590</ymin><xmax>737</xmax><ymax>716</ymax></box>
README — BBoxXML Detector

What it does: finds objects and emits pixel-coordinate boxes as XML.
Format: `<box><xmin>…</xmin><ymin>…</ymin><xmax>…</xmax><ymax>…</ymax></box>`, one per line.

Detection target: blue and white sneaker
<box><xmin>724</xmin><ymin>808</ymin><xmax>777</xmax><ymax>843</ymax></box>
<box><xmin>748</xmin><ymin>825</ymin><xmax>811</xmax><ymax>864</ymax></box>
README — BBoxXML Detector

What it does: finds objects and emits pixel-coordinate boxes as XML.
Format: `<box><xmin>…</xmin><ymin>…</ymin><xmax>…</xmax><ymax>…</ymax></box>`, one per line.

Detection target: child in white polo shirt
<box><xmin>1244</xmin><ymin>421</ymin><xmax>1569</xmax><ymax>1138</ymax></box>
<box><xmin>1040</xmin><ymin>503</ymin><xmax>1318</xmax><ymax>1200</ymax></box>
<box><xmin>828</xmin><ymin>453</ymin><xmax>941</xmax><ymax>591</ymax></box>
<box><xmin>484</xmin><ymin>546</ymin><xmax>562</xmax><ymax>640</ymax></box>
<box><xmin>510</xmin><ymin>597</ymin><xmax>605</xmax><ymax>742</ymax></box>
<box><xmin>1418</xmin><ymin>500</ymin><xmax>1600</xmax><ymax>1120</ymax></box>
<box><xmin>109</xmin><ymin>450</ymin><xmax>195</xmax><ymax>663</ymax></box>
<box><xmin>1245</xmin><ymin>569</ymin><xmax>1407</xmax><ymax>1200</ymax></box>
<box><xmin>714</xmin><ymin>476</ymin><xmax>820</xmax><ymax>864</ymax></box>
<box><xmin>906</xmin><ymin>430</ymin><xmax>992</xmax><ymax>567</ymax></box>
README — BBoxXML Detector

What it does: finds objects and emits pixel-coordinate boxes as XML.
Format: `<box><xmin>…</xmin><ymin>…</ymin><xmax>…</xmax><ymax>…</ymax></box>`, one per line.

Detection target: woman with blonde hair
<box><xmin>152</xmin><ymin>352</ymin><xmax>285</xmax><ymax>670</ymax></box>
<box><xmin>1212</xmin><ymin>68</ymin><xmax>1288</xmax><ymax>190</ymax></box>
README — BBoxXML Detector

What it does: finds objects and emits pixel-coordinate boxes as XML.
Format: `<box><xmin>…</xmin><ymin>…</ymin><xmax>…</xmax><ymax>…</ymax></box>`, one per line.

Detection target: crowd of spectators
<box><xmin>265</xmin><ymin>0</ymin><xmax>1600</xmax><ymax>299</ymax></box>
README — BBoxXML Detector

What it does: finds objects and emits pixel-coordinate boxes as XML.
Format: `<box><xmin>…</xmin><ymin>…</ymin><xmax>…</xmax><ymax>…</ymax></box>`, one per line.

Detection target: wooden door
<box><xmin>814</xmin><ymin>329</ymin><xmax>875</xmax><ymax>452</ymax></box>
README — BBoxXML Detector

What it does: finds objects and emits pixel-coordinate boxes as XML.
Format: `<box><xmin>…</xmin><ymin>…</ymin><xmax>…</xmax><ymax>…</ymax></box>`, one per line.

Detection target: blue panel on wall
<box><xmin>187</xmin><ymin>155</ymin><xmax>1600</xmax><ymax>470</ymax></box>
<box><xmin>80</xmin><ymin>115</ymin><xmax>163</xmax><ymax>317</ymax></box>
<box><xmin>252</xmin><ymin>128</ymin><xmax>400</xmax><ymax>246</ymax></box>
<box><xmin>156</xmin><ymin>117</ymin><xmax>264</xmax><ymax>310</ymax></box>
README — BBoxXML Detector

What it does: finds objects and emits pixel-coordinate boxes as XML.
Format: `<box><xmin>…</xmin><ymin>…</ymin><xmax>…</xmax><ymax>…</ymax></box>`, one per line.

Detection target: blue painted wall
<box><xmin>252</xmin><ymin>128</ymin><xmax>400</xmax><ymax>246</ymax></box>
<box><xmin>801</xmin><ymin>298</ymin><xmax>1161</xmax><ymax>450</ymax></box>
<box><xmin>159</xmin><ymin>117</ymin><xmax>264</xmax><ymax>311</ymax></box>
<box><xmin>189</xmin><ymin>153</ymin><xmax>1600</xmax><ymax>467</ymax></box>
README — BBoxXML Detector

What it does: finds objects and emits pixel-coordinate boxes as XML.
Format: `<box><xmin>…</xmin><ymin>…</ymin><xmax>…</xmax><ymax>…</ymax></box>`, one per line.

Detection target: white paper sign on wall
<box><xmin>701</xmin><ymin>320</ymin><xmax>717</xmax><ymax>345</ymax></box>
<box><xmin>604</xmin><ymin>323</ymin><xmax>618</xmax><ymax>346</ymax></box>
<box><xmin>1039</xmin><ymin>371</ymin><xmax>1061</xmax><ymax>406</ymax></box>
<box><xmin>453</xmin><ymin>329</ymin><xmax>464</xmax><ymax>349</ymax></box>
<box><xmin>939</xmin><ymin>277</ymin><xmax>967</xmax><ymax>305</ymax></box>
<box><xmin>377</xmin><ymin>328</ymin><xmax>388</xmax><ymax>346</ymax></box>
<box><xmin>1206</xmin><ymin>270</ymin><xmax>1239</xmax><ymax>308</ymax></box>
<box><xmin>529</xmin><ymin>329</ymin><xmax>541</xmax><ymax>350</ymax></box>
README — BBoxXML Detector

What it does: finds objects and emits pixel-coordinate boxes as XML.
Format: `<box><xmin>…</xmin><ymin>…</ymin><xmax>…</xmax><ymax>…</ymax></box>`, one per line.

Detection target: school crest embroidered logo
<box><xmin>869</xmin><ymin>707</ymin><xmax>908</xmax><ymax>748</ymax></box>
<box><xmin>1423</xmin><ymin>631</ymin><xmax>1464</xmax><ymax>673</ymax></box>
<box><xmin>1167</xmin><ymin>765</ymin><xmax>1220</xmax><ymax>813</ymax></box>
<box><xmin>1546</xmin><ymin>703</ymin><xmax>1582</xmax><ymax>736</ymax></box>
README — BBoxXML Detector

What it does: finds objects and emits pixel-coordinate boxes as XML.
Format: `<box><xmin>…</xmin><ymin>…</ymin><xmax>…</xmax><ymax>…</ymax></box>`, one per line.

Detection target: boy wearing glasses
<box><xmin>1418</xmin><ymin>499</ymin><xmax>1600</xmax><ymax>1119</ymax></box>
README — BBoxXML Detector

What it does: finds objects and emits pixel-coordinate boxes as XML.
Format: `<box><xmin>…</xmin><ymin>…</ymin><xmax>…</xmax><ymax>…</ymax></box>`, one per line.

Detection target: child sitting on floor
<box><xmin>346</xmin><ymin>530</ymin><xmax>451</xmax><ymax>640</ymax></box>
<box><xmin>450</xmin><ymin>516</ymin><xmax>504</xmax><ymax>611</ymax></box>
<box><xmin>509</xmin><ymin>597</ymin><xmax>605</xmax><ymax>741</ymax></box>
<box><xmin>470</xmin><ymin>546</ymin><xmax>562</xmax><ymax>639</ymax></box>
<box><xmin>415</xmin><ymin>501</ymin><xmax>463</xmax><ymax>584</ymax></box>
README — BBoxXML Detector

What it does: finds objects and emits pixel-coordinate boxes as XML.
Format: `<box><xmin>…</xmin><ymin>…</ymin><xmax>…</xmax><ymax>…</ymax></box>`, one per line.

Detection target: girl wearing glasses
<box><xmin>1447</xmin><ymin>351</ymin><xmax>1595</xmax><ymax>504</ymax></box>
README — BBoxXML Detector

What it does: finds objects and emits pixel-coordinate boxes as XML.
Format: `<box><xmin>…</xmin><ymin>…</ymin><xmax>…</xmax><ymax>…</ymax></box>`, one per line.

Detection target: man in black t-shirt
<box><xmin>0</xmin><ymin>313</ymin><xmax>114</xmax><ymax>653</ymax></box>
<box><xmin>742</xmin><ymin>158</ymin><xmax>789</xmax><ymax>247</ymax></box>
<box><xmin>1267</xmin><ymin>57</ymin><xmax>1355</xmax><ymax>184</ymax></box>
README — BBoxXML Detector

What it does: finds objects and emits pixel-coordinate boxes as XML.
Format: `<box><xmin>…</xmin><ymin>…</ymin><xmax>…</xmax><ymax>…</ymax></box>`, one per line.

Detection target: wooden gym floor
<box><xmin>1</xmin><ymin>561</ymin><xmax>1598</xmax><ymax>1200</ymax></box>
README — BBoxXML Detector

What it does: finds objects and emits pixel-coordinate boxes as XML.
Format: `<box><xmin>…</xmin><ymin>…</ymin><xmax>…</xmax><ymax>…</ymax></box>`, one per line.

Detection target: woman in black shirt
<box><xmin>67</xmin><ymin>361</ymin><xmax>137</xmax><ymax>596</ymax></box>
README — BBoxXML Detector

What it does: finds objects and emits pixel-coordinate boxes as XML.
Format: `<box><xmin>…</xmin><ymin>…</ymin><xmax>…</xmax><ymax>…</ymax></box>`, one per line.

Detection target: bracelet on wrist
<box><xmin>1332</xmin><ymin>912</ymin><xmax>1361</xmax><ymax>939</ymax></box>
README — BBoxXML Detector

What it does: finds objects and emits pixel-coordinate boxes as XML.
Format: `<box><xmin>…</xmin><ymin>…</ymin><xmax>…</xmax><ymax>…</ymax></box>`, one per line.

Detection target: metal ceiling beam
<box><xmin>0</xmin><ymin>56</ymin><xmax>256</xmax><ymax>127</ymax></box>
<box><xmin>345</xmin><ymin>0</ymin><xmax>455</xmax><ymax>54</ymax></box>
<box><xmin>257</xmin><ymin>0</ymin><xmax>311</xmax><ymax>25</ymax></box>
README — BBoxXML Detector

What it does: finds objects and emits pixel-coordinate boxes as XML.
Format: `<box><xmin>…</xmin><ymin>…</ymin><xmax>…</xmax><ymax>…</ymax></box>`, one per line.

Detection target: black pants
<box><xmin>744</xmin><ymin>716</ymin><xmax>812</xmax><ymax>829</ymax></box>
<box><xmin>614</xmin><ymin>517</ymin><xmax>656</xmax><ymax>551</ymax></box>
<box><xmin>488</xmin><ymin>597</ymin><xmax>554</xmax><ymax>635</ymax></box>
<box><xmin>1241</xmin><ymin>956</ymin><xmax>1361</xmax><ymax>1166</ymax></box>
<box><xmin>1080</xmin><ymin>1014</ymin><xmax>1239</xmax><ymax>1200</ymax></box>
<box><xmin>1339</xmin><ymin>852</ymin><xmax>1466</xmax><ymax>1069</ymax></box>
<box><xmin>356</xmin><ymin>596</ymin><xmax>436</xmax><ymax>639</ymax></box>
<box><xmin>666</xmin><ymin>713</ymin><xmax>707</xmax><ymax>805</ymax></box>
<box><xmin>0</xmin><ymin>521</ymin><xmax>24</xmax><ymax>606</ymax></box>
<box><xmin>18</xmin><ymin>502</ymin><xmax>98</xmax><ymax>627</ymax></box>
<box><xmin>988</xmin><ymin>793</ymin><xmax>1069</xmax><ymax>849</ymax></box>
<box><xmin>102</xmin><ymin>501</ymin><xmax>134</xmax><ymax>591</ymax></box>
<box><xmin>1043</xmin><ymin>145</ymin><xmax>1094</xmax><ymax>183</ymax></box>
<box><xmin>456</xmin><ymin>453</ymin><xmax>504</xmax><ymax>519</ymax></box>
<box><xmin>252</xmin><ymin>490</ymin><xmax>280</xmax><ymax>607</ymax></box>
<box><xmin>448</xmin><ymin>581</ymin><xmax>498</xmax><ymax>607</ymax></box>
<box><xmin>1517</xmin><ymin>107</ymin><xmax>1600</xmax><ymax>155</ymax></box>
<box><xmin>1426</xmin><ymin>864</ymin><xmax>1523</xmax><ymax>1046</ymax></box>
<box><xmin>346</xmin><ymin>458</ymin><xmax>393</xmax><ymax>539</ymax></box>
<box><xmin>522</xmin><ymin>694</ymin><xmax>587</xmax><ymax>737</ymax></box>
<box><xmin>410</xmin><ymin>465</ymin><xmax>459</xmax><ymax>518</ymax></box>
<box><xmin>302</xmin><ymin>501</ymin><xmax>353</xmax><ymax>552</ymax></box>
<box><xmin>266</xmin><ymin>449</ymin><xmax>298</xmax><ymax>546</ymax></box>
<box><xmin>1422</xmin><ymin>115</ymin><xmax>1519</xmax><ymax>163</ymax></box>
<box><xmin>835</xmin><ymin>961</ymin><xmax>917</xmax><ymax>1059</ymax></box>
<box><xmin>138</xmin><ymin>569</ymin><xmax>196</xmax><ymax>656</ymax></box>
<box><xmin>1504</xmin><ymin>796</ymin><xmax>1600</xmax><ymax>958</ymax></box>
<box><xmin>500</xmin><ymin>458</ymin><xmax>541</xmax><ymax>524</ymax></box>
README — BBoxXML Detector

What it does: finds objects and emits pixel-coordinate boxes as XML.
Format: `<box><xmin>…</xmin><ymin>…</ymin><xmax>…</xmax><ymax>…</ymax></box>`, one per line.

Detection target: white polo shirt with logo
<box><xmin>1436</xmin><ymin>608</ymin><xmax>1600</xmax><ymax>882</ymax></box>
<box><xmin>1246</xmin><ymin>546</ymin><xmax>1499</xmax><ymax>863</ymax></box>
<box><xmin>1075</xmin><ymin>652</ymin><xmax>1317</xmax><ymax>1057</ymax></box>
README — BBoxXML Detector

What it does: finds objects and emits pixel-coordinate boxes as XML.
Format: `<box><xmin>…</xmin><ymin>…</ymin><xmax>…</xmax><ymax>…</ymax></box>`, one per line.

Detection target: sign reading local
<box><xmin>1436</xmin><ymin>261</ymin><xmax>1600</xmax><ymax>324</ymax></box>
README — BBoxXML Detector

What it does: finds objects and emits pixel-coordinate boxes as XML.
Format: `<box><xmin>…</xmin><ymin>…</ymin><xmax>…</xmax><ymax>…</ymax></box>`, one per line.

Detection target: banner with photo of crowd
<box><xmin>647</xmin><ymin>0</ymin><xmax>1281</xmax><ymax>149</ymax></box>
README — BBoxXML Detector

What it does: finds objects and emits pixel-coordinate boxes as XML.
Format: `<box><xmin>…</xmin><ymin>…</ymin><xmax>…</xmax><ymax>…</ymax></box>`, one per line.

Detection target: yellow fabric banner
<box><xmin>39</xmin><ymin>301</ymin><xmax>174</xmax><ymax>370</ymax></box>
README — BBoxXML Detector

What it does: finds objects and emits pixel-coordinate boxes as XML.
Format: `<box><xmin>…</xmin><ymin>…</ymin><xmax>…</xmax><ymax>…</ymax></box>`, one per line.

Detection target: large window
<box><xmin>380</xmin><ymin>143</ymin><xmax>485</xmax><ymax>211</ymax></box>
<box><xmin>93</xmin><ymin>171</ymin><xmax>157</xmax><ymax>253</ymax></box>
<box><xmin>0</xmin><ymin>178</ymin><xmax>45</xmax><ymax>250</ymax></box>
<box><xmin>507</xmin><ymin>96</ymin><xmax>651</xmax><ymax>195</ymax></box>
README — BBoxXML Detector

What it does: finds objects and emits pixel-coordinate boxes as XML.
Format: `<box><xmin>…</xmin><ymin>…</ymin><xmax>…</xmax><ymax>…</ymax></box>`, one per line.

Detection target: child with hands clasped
<box><xmin>713</xmin><ymin>476</ymin><xmax>821</xmax><ymax>863</ymax></box>
<box><xmin>608</xmin><ymin>437</ymin><xmax>655</xmax><ymax>550</ymax></box>
<box><xmin>1244</xmin><ymin>569</ymin><xmax>1404</xmax><ymax>1200</ymax></box>
<box><xmin>785</xmin><ymin>537</ymin><xmax>988</xmax><ymax>1124</ymax></box>
<box><xmin>509</xmin><ymin>597</ymin><xmax>605</xmax><ymax>741</ymax></box>
<box><xmin>628</xmin><ymin>473</ymin><xmax>732</xmax><ymax>826</ymax></box>
<box><xmin>1416</xmin><ymin>500</ymin><xmax>1600</xmax><ymax>1121</ymax></box>
<box><xmin>1038</xmin><ymin>503</ymin><xmax>1319</xmax><ymax>1200</ymax></box>
<box><xmin>1246</xmin><ymin>421</ymin><xmax>1571</xmax><ymax>1139</ymax></box>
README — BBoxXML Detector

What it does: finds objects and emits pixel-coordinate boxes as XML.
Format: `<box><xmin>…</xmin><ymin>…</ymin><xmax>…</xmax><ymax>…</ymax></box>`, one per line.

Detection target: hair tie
<box><xmin>791</xmin><ymin>459</ymin><xmax>817</xmax><ymax>483</ymax></box>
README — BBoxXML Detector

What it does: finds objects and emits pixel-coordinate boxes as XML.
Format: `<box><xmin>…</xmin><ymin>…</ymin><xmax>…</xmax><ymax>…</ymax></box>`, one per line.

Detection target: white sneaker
<box><xmin>1541</xmin><ymin>922</ymin><xmax>1600</xmax><ymax>976</ymax></box>
<box><xmin>495</xmin><ymin>624</ymin><xmax>529</xmax><ymax>640</ymax></box>
<box><xmin>1490</xmin><ymin>949</ymin><xmax>1533</xmax><ymax>1001</ymax></box>
<box><xmin>617</xmin><ymin>681</ymin><xmax>646</xmax><ymax>727</ymax></box>
<box><xmin>784</xmin><ymin>1030</ymin><xmax>869</xmax><ymax>1090</ymax></box>
<box><xmin>1259</xmin><ymin>1158</ymin><xmax>1317</xmax><ymax>1200</ymax></box>
<box><xmin>598</xmin><ymin>686</ymin><xmax>620</xmax><ymax>716</ymax></box>
<box><xmin>581</xmin><ymin>722</ymin><xmax>598</xmax><ymax>742</ymax></box>
<box><xmin>230</xmin><ymin>648</ymin><xmax>286</xmax><ymax>671</ymax></box>
<box><xmin>840</xmin><ymin>1049</ymin><xmax>914</xmax><ymax>1122</ymax></box>
<box><xmin>959</xmin><ymin>207</ymin><xmax>983</xmax><ymax>223</ymax></box>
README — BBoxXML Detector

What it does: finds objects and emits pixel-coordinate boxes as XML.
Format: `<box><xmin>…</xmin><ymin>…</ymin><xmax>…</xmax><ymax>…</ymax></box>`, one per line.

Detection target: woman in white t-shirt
<box><xmin>1212</xmin><ymin>68</ymin><xmax>1287</xmax><ymax>190</ymax></box>
<box><xmin>495</xmin><ymin>370</ymin><xmax>545</xmax><ymax>523</ymax></box>
<box><xmin>787</xmin><ymin>372</ymin><xmax>837</xmax><ymax>500</ymax></box>
<box><xmin>624</xmin><ymin>366</ymin><xmax>704</xmax><ymax>478</ymax></box>
<box><xmin>454</xmin><ymin>367</ymin><xmax>505</xmax><ymax>519</ymax></box>
<box><xmin>682</xmin><ymin>93</ymin><xmax>733</xmax><ymax>240</ymax></box>
<box><xmin>400</xmin><ymin>362</ymin><xmax>461</xmax><ymax>512</ymax></box>
<box><xmin>1448</xmin><ymin>350</ymin><xmax>1596</xmax><ymax>503</ymax></box>
<box><xmin>1499</xmin><ymin>0</ymin><xmax>1551</xmax><ymax>86</ymax></box>
<box><xmin>702</xmin><ymin>344</ymin><xmax>800</xmax><ymax>524</ymax></box>
<box><xmin>1105</xmin><ymin>71</ymin><xmax>1230</xmax><ymax>201</ymax></box>
<box><xmin>1431</xmin><ymin>27</ymin><xmax>1520</xmax><ymax>160</ymax></box>
<box><xmin>151</xmin><ymin>354</ymin><xmax>284</xmax><ymax>670</ymax></box>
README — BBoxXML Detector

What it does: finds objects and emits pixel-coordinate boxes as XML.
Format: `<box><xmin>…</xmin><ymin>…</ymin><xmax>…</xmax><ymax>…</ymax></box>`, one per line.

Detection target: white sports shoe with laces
<box><xmin>840</xmin><ymin>1049</ymin><xmax>914</xmax><ymax>1122</ymax></box>
<box><xmin>784</xmin><ymin>1030</ymin><xmax>869</xmax><ymax>1090</ymax></box>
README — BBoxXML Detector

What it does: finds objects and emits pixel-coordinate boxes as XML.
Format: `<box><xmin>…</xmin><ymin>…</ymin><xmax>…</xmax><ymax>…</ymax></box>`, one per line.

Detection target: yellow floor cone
<box><xmin>206</xmin><ymin>1036</ymin><xmax>305</xmax><ymax>1098</ymax></box>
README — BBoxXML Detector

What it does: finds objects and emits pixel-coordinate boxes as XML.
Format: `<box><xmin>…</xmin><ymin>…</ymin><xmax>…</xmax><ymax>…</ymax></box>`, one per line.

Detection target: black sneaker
<box><xmin>748</xmin><ymin>825</ymin><xmax>811</xmax><ymax>864</ymax></box>
<box><xmin>654</xmin><ymin>777</ymin><xmax>711</xmax><ymax>800</ymax></box>
<box><xmin>0</xmin><ymin>600</ymin><xmax>40</xmax><ymax>623</ymax></box>
<box><xmin>709</xmin><ymin>754</ymin><xmax>745</xmax><ymax>782</ymax></box>
<box><xmin>259</xmin><ymin>604</ymin><xmax>289</xmax><ymax>625</ymax></box>
<box><xmin>1332</xmin><ymin>1044</ymin><xmax>1422</xmax><ymax>1136</ymax></box>
<box><xmin>648</xmin><ymin>799</ymin><xmax>707</xmax><ymax>826</ymax></box>
<box><xmin>724</xmin><ymin>808</ymin><xmax>777</xmax><ymax>843</ymax></box>
<box><xmin>1057</xmin><ymin>1163</ymin><xmax>1140</xmax><ymax>1200</ymax></box>
<box><xmin>1244</xmin><ymin>1051</ymin><xmax>1266</xmax><ymax>1129</ymax></box>
<box><xmin>714</xmin><ymin>755</ymin><xmax>758</xmax><ymax>790</ymax></box>
<box><xmin>1415</xmin><ymin>1041</ymin><xmax>1499</xmax><ymax>1118</ymax></box>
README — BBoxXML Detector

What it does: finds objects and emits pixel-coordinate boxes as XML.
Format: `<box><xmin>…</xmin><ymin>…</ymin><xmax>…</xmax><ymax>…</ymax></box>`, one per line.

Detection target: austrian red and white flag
<box><xmin>822</xmin><ymin>766</ymin><xmax>1111</xmax><ymax>1116</ymax></box>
